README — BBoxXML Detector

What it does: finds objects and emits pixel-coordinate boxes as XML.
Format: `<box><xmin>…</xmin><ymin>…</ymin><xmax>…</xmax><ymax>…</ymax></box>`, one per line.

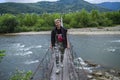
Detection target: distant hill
<box><xmin>97</xmin><ymin>2</ymin><xmax>120</xmax><ymax>11</ymax></box>
<box><xmin>0</xmin><ymin>2</ymin><xmax>42</xmax><ymax>14</ymax></box>
<box><xmin>0</xmin><ymin>0</ymin><xmax>110</xmax><ymax>14</ymax></box>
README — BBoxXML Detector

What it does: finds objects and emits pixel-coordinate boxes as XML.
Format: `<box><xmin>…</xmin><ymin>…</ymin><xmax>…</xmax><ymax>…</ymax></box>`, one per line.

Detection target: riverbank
<box><xmin>68</xmin><ymin>25</ymin><xmax>120</xmax><ymax>35</ymax></box>
<box><xmin>80</xmin><ymin>60</ymin><xmax>120</xmax><ymax>80</ymax></box>
<box><xmin>2</xmin><ymin>25</ymin><xmax>120</xmax><ymax>35</ymax></box>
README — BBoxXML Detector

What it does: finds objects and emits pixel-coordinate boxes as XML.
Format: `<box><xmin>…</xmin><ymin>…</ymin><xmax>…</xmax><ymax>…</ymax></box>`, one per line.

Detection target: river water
<box><xmin>0</xmin><ymin>34</ymin><xmax>120</xmax><ymax>80</ymax></box>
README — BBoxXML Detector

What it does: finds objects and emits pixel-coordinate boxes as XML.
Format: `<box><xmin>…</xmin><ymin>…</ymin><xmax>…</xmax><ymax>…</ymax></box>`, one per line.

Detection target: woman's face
<box><xmin>55</xmin><ymin>21</ymin><xmax>61</xmax><ymax>28</ymax></box>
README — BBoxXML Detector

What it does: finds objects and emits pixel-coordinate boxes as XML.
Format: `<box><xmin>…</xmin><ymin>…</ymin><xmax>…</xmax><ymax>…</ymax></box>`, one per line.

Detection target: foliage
<box><xmin>0</xmin><ymin>14</ymin><xmax>18</xmax><ymax>33</ymax></box>
<box><xmin>106</xmin><ymin>11</ymin><xmax>120</xmax><ymax>24</ymax></box>
<box><xmin>22</xmin><ymin>14</ymin><xmax>38</xmax><ymax>26</ymax></box>
<box><xmin>0</xmin><ymin>50</ymin><xmax>5</xmax><ymax>62</ymax></box>
<box><xmin>0</xmin><ymin>10</ymin><xmax>120</xmax><ymax>33</ymax></box>
<box><xmin>0</xmin><ymin>50</ymin><xmax>5</xmax><ymax>56</ymax></box>
<box><xmin>10</xmin><ymin>70</ymin><xmax>32</xmax><ymax>80</ymax></box>
<box><xmin>79</xmin><ymin>9</ymin><xmax>91</xmax><ymax>27</ymax></box>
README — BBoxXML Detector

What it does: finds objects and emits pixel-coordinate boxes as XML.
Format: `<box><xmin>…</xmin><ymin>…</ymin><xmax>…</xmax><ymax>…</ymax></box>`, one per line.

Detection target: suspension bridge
<box><xmin>30</xmin><ymin>43</ymin><xmax>89</xmax><ymax>80</ymax></box>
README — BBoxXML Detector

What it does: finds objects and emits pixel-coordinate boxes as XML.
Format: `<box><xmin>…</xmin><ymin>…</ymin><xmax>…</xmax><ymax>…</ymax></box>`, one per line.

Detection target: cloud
<box><xmin>5</xmin><ymin>0</ymin><xmax>58</xmax><ymax>3</ymax></box>
<box><xmin>84</xmin><ymin>0</ymin><xmax>120</xmax><ymax>3</ymax></box>
<box><xmin>2</xmin><ymin>0</ymin><xmax>120</xmax><ymax>3</ymax></box>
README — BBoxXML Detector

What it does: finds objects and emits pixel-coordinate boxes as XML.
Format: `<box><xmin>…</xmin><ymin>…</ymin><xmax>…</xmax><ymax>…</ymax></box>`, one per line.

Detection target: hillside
<box><xmin>97</xmin><ymin>2</ymin><xmax>120</xmax><ymax>11</ymax></box>
<box><xmin>0</xmin><ymin>0</ymin><xmax>109</xmax><ymax>14</ymax></box>
<box><xmin>0</xmin><ymin>2</ymin><xmax>42</xmax><ymax>14</ymax></box>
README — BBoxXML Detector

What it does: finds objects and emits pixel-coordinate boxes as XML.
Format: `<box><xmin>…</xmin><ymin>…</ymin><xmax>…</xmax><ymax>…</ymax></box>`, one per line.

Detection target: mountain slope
<box><xmin>97</xmin><ymin>2</ymin><xmax>120</xmax><ymax>11</ymax></box>
<box><xmin>0</xmin><ymin>0</ymin><xmax>109</xmax><ymax>14</ymax></box>
<box><xmin>0</xmin><ymin>2</ymin><xmax>43</xmax><ymax>14</ymax></box>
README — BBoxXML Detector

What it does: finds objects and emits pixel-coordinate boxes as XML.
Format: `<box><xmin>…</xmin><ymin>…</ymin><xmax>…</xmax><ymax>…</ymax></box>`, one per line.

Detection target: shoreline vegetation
<box><xmin>2</xmin><ymin>25</ymin><xmax>120</xmax><ymax>35</ymax></box>
<box><xmin>0</xmin><ymin>10</ymin><xmax>120</xmax><ymax>33</ymax></box>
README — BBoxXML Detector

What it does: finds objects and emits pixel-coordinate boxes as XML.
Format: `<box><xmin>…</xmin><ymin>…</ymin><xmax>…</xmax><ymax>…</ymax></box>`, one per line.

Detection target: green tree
<box><xmin>106</xmin><ymin>11</ymin><xmax>120</xmax><ymax>24</ymax></box>
<box><xmin>90</xmin><ymin>10</ymin><xmax>100</xmax><ymax>21</ymax></box>
<box><xmin>23</xmin><ymin>14</ymin><xmax>38</xmax><ymax>26</ymax></box>
<box><xmin>42</xmin><ymin>13</ymin><xmax>54</xmax><ymax>27</ymax></box>
<box><xmin>0</xmin><ymin>14</ymin><xmax>18</xmax><ymax>33</ymax></box>
<box><xmin>64</xmin><ymin>13</ymin><xmax>73</xmax><ymax>28</ymax></box>
<box><xmin>70</xmin><ymin>18</ymin><xmax>78</xmax><ymax>28</ymax></box>
<box><xmin>79</xmin><ymin>9</ymin><xmax>91</xmax><ymax>27</ymax></box>
<box><xmin>89</xmin><ymin>10</ymin><xmax>100</xmax><ymax>27</ymax></box>
<box><xmin>99</xmin><ymin>13</ymin><xmax>112</xmax><ymax>26</ymax></box>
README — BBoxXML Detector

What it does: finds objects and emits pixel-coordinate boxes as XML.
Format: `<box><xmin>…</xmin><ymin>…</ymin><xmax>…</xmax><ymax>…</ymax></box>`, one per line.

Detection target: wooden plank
<box><xmin>63</xmin><ymin>49</ymin><xmax>69</xmax><ymax>80</ymax></box>
<box><xmin>50</xmin><ymin>52</ymin><xmax>62</xmax><ymax>80</ymax></box>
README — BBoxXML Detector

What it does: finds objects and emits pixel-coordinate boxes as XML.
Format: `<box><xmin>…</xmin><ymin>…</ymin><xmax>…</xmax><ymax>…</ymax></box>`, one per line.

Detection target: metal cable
<box><xmin>70</xmin><ymin>43</ymin><xmax>88</xmax><ymax>80</ymax></box>
<box><xmin>30</xmin><ymin>48</ymin><xmax>50</xmax><ymax>80</ymax></box>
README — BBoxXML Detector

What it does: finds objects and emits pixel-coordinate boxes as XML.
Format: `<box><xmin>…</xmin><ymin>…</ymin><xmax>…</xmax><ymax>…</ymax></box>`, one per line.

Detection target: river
<box><xmin>0</xmin><ymin>34</ymin><xmax>120</xmax><ymax>80</ymax></box>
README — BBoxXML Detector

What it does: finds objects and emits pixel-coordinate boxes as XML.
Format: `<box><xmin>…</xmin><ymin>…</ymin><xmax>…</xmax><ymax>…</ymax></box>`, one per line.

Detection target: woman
<box><xmin>50</xmin><ymin>19</ymin><xmax>69</xmax><ymax>73</ymax></box>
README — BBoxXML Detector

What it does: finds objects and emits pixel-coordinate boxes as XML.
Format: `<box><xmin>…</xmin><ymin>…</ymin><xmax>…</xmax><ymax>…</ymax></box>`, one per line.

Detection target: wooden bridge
<box><xmin>30</xmin><ymin>45</ymin><xmax>89</xmax><ymax>80</ymax></box>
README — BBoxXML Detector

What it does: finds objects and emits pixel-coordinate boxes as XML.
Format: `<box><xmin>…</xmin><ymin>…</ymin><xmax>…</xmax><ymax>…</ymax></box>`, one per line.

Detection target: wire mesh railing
<box><xmin>68</xmin><ymin>42</ymin><xmax>88</xmax><ymax>80</ymax></box>
<box><xmin>30</xmin><ymin>48</ymin><xmax>54</xmax><ymax>80</ymax></box>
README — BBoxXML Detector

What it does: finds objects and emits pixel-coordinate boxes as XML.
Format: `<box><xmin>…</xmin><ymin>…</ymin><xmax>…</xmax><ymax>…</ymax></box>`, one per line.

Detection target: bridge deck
<box><xmin>50</xmin><ymin>49</ymin><xmax>88</xmax><ymax>80</ymax></box>
<box><xmin>30</xmin><ymin>48</ymin><xmax>88</xmax><ymax>80</ymax></box>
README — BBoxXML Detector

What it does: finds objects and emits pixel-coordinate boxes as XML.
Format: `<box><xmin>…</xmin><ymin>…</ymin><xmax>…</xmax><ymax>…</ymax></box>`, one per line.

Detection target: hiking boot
<box><xmin>61</xmin><ymin>63</ymin><xmax>64</xmax><ymax>68</ymax></box>
<box><xmin>56</xmin><ymin>69</ymin><xmax>60</xmax><ymax>74</ymax></box>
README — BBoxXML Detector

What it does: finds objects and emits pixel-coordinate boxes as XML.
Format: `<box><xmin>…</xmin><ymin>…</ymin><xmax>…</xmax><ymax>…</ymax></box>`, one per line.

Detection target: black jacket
<box><xmin>51</xmin><ymin>27</ymin><xmax>67</xmax><ymax>48</ymax></box>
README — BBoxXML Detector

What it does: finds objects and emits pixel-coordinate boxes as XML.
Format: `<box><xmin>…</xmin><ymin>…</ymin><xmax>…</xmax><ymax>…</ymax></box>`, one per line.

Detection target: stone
<box><xmin>87</xmin><ymin>75</ymin><xmax>93</xmax><ymax>79</ymax></box>
<box><xmin>95</xmin><ymin>72</ymin><xmax>103</xmax><ymax>77</ymax></box>
<box><xmin>113</xmin><ymin>77</ymin><xmax>120</xmax><ymax>80</ymax></box>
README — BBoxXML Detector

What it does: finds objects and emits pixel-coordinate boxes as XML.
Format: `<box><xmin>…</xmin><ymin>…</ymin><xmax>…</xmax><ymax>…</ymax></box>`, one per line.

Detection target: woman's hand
<box><xmin>50</xmin><ymin>44</ymin><xmax>53</xmax><ymax>49</ymax></box>
<box><xmin>67</xmin><ymin>44</ymin><xmax>70</xmax><ymax>49</ymax></box>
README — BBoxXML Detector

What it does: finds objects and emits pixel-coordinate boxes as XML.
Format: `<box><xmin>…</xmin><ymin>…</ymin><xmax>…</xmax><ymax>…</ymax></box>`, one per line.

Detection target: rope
<box><xmin>77</xmin><ymin>57</ymin><xmax>88</xmax><ymax>79</ymax></box>
<box><xmin>30</xmin><ymin>48</ymin><xmax>50</xmax><ymax>80</ymax></box>
<box><xmin>69</xmin><ymin>42</ymin><xmax>88</xmax><ymax>79</ymax></box>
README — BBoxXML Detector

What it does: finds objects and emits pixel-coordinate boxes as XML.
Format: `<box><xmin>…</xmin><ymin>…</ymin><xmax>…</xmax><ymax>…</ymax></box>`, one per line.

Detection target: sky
<box><xmin>0</xmin><ymin>0</ymin><xmax>120</xmax><ymax>3</ymax></box>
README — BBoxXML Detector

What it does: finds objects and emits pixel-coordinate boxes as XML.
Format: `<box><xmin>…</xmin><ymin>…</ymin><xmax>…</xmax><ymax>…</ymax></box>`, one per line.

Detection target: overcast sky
<box><xmin>0</xmin><ymin>0</ymin><xmax>120</xmax><ymax>3</ymax></box>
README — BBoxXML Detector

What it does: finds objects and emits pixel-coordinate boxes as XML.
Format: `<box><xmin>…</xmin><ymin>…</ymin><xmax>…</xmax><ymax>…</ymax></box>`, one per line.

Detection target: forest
<box><xmin>0</xmin><ymin>9</ymin><xmax>120</xmax><ymax>33</ymax></box>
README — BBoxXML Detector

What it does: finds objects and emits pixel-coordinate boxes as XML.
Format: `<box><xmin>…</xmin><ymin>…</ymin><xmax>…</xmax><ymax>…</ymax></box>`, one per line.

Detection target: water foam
<box><xmin>74</xmin><ymin>57</ymin><xmax>100</xmax><ymax>73</ymax></box>
<box><xmin>15</xmin><ymin>51</ymin><xmax>33</xmax><ymax>56</ymax></box>
<box><xmin>15</xmin><ymin>43</ymin><xmax>25</xmax><ymax>48</ymax></box>
<box><xmin>111</xmin><ymin>40</ymin><xmax>120</xmax><ymax>43</ymax></box>
<box><xmin>24</xmin><ymin>60</ymin><xmax>39</xmax><ymax>64</ymax></box>
<box><xmin>106</xmin><ymin>48</ymin><xmax>116</xmax><ymax>52</ymax></box>
<box><xmin>19</xmin><ymin>47</ymin><xmax>32</xmax><ymax>51</ymax></box>
<box><xmin>35</xmin><ymin>45</ymin><xmax>42</xmax><ymax>48</ymax></box>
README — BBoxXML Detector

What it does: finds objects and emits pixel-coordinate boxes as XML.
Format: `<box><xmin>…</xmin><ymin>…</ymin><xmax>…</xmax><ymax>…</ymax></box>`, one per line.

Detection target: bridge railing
<box><xmin>68</xmin><ymin>42</ymin><xmax>88</xmax><ymax>80</ymax></box>
<box><xmin>30</xmin><ymin>48</ymin><xmax>54</xmax><ymax>80</ymax></box>
<box><xmin>30</xmin><ymin>42</ymin><xmax>88</xmax><ymax>80</ymax></box>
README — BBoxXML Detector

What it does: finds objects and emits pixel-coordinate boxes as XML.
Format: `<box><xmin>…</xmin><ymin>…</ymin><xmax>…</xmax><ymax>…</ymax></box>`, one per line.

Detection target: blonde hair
<box><xmin>54</xmin><ymin>19</ymin><xmax>61</xmax><ymax>23</ymax></box>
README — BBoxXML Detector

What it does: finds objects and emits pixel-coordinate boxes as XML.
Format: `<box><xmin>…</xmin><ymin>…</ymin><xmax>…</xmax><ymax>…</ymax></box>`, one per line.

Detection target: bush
<box><xmin>0</xmin><ymin>50</ymin><xmax>5</xmax><ymax>62</ymax></box>
<box><xmin>0</xmin><ymin>11</ymin><xmax>120</xmax><ymax>33</ymax></box>
<box><xmin>39</xmin><ymin>26</ymin><xmax>52</xmax><ymax>31</ymax></box>
<box><xmin>15</xmin><ymin>26</ymin><xmax>32</xmax><ymax>32</ymax></box>
<box><xmin>23</xmin><ymin>14</ymin><xmax>38</xmax><ymax>26</ymax></box>
<box><xmin>10</xmin><ymin>70</ymin><xmax>32</xmax><ymax>80</ymax></box>
<box><xmin>88</xmin><ymin>21</ymin><xmax>99</xmax><ymax>27</ymax></box>
<box><xmin>0</xmin><ymin>14</ymin><xmax>18</xmax><ymax>33</ymax></box>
